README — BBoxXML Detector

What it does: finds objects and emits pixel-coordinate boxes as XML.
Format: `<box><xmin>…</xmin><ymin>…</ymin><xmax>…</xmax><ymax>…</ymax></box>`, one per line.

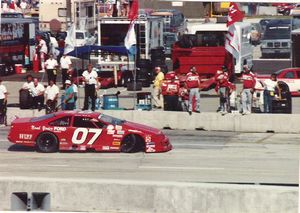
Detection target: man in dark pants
<box><xmin>82</xmin><ymin>64</ymin><xmax>99</xmax><ymax>111</ymax></box>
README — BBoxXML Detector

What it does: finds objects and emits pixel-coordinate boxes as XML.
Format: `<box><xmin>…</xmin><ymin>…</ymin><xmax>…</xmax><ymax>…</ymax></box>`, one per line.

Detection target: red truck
<box><xmin>172</xmin><ymin>22</ymin><xmax>253</xmax><ymax>90</ymax></box>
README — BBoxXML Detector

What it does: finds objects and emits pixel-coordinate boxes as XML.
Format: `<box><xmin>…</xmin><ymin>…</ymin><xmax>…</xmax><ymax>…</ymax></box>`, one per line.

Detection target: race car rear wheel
<box><xmin>36</xmin><ymin>132</ymin><xmax>59</xmax><ymax>153</ymax></box>
<box><xmin>121</xmin><ymin>134</ymin><xmax>144</xmax><ymax>153</ymax></box>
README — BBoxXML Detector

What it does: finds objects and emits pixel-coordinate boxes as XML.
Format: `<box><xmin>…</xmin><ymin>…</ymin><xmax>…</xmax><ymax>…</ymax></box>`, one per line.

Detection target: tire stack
<box><xmin>137</xmin><ymin>59</ymin><xmax>152</xmax><ymax>87</ymax></box>
<box><xmin>151</xmin><ymin>47</ymin><xmax>168</xmax><ymax>74</ymax></box>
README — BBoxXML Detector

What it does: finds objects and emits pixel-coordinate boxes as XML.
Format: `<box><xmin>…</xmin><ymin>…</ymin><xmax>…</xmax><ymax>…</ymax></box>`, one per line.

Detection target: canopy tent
<box><xmin>65</xmin><ymin>45</ymin><xmax>129</xmax><ymax>59</ymax></box>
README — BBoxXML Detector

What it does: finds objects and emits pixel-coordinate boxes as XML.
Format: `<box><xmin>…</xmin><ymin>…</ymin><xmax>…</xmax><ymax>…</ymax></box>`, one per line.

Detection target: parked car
<box><xmin>277</xmin><ymin>3</ymin><xmax>296</xmax><ymax>16</ymax></box>
<box><xmin>260</xmin><ymin>19</ymin><xmax>291</xmax><ymax>58</ymax></box>
<box><xmin>257</xmin><ymin>67</ymin><xmax>300</xmax><ymax>96</ymax></box>
<box><xmin>8</xmin><ymin>111</ymin><xmax>172</xmax><ymax>153</ymax></box>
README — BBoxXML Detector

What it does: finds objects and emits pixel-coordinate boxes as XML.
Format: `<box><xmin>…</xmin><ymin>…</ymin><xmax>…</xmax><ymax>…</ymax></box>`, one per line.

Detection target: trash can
<box><xmin>136</xmin><ymin>92</ymin><xmax>152</xmax><ymax>110</ymax></box>
<box><xmin>102</xmin><ymin>94</ymin><xmax>119</xmax><ymax>109</ymax></box>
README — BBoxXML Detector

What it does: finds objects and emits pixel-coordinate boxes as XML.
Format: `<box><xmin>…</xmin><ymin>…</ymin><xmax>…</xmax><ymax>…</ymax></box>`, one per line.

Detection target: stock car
<box><xmin>7</xmin><ymin>111</ymin><xmax>172</xmax><ymax>153</ymax></box>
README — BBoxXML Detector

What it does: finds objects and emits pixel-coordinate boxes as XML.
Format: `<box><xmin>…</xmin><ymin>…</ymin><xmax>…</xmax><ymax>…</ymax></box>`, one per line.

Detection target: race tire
<box><xmin>121</xmin><ymin>134</ymin><xmax>144</xmax><ymax>153</ymax></box>
<box><xmin>36</xmin><ymin>132</ymin><xmax>59</xmax><ymax>153</ymax></box>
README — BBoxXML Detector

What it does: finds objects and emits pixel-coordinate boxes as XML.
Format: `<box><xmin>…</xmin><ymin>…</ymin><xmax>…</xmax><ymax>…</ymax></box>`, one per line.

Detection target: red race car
<box><xmin>8</xmin><ymin>111</ymin><xmax>172</xmax><ymax>153</ymax></box>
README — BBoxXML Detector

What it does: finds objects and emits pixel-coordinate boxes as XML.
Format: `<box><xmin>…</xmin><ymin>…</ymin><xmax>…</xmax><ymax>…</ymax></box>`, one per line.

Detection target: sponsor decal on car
<box><xmin>115</xmin><ymin>125</ymin><xmax>122</xmax><ymax>130</ymax></box>
<box><xmin>107</xmin><ymin>125</ymin><xmax>114</xmax><ymax>130</ymax></box>
<box><xmin>112</xmin><ymin>141</ymin><xmax>121</xmax><ymax>146</ymax></box>
<box><xmin>110</xmin><ymin>146</ymin><xmax>119</xmax><ymax>150</ymax></box>
<box><xmin>31</xmin><ymin>125</ymin><xmax>41</xmax><ymax>130</ymax></box>
<box><xmin>54</xmin><ymin>127</ymin><xmax>67</xmax><ymax>132</ymax></box>
<box><xmin>102</xmin><ymin>146</ymin><xmax>110</xmax><ymax>150</ymax></box>
<box><xmin>107</xmin><ymin>130</ymin><xmax>115</xmax><ymax>135</ymax></box>
<box><xmin>19</xmin><ymin>134</ymin><xmax>32</xmax><ymax>140</ymax></box>
<box><xmin>146</xmin><ymin>142</ymin><xmax>156</xmax><ymax>152</ymax></box>
<box><xmin>117</xmin><ymin>131</ymin><xmax>125</xmax><ymax>135</ymax></box>
<box><xmin>128</xmin><ymin>129</ymin><xmax>141</xmax><ymax>133</ymax></box>
<box><xmin>145</xmin><ymin>135</ymin><xmax>152</xmax><ymax>143</ymax></box>
<box><xmin>113</xmin><ymin>135</ymin><xmax>123</xmax><ymax>138</ymax></box>
<box><xmin>42</xmin><ymin>126</ymin><xmax>53</xmax><ymax>131</ymax></box>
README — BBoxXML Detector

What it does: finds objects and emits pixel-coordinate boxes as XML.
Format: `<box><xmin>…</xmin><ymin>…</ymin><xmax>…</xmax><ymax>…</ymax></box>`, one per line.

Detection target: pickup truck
<box><xmin>256</xmin><ymin>67</ymin><xmax>300</xmax><ymax>96</ymax></box>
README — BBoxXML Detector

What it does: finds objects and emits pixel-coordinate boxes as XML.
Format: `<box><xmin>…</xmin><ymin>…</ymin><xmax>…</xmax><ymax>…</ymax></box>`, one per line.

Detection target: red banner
<box><xmin>227</xmin><ymin>2</ymin><xmax>244</xmax><ymax>27</ymax></box>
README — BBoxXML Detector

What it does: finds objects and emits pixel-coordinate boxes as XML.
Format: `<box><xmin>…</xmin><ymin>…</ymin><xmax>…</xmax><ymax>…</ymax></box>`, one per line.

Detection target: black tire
<box><xmin>121</xmin><ymin>134</ymin><xmax>144</xmax><ymax>153</ymax></box>
<box><xmin>36</xmin><ymin>132</ymin><xmax>59</xmax><ymax>153</ymax></box>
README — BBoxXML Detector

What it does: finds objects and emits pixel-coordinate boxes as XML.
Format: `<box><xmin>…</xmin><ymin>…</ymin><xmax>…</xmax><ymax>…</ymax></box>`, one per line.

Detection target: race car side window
<box><xmin>49</xmin><ymin>116</ymin><xmax>71</xmax><ymax>127</ymax></box>
<box><xmin>284</xmin><ymin>71</ymin><xmax>295</xmax><ymax>79</ymax></box>
<box><xmin>73</xmin><ymin>116</ymin><xmax>96</xmax><ymax>128</ymax></box>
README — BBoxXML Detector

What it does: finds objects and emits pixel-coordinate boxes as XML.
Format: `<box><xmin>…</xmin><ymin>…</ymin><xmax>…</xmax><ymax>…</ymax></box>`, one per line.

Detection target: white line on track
<box><xmin>139</xmin><ymin>166</ymin><xmax>225</xmax><ymax>170</ymax></box>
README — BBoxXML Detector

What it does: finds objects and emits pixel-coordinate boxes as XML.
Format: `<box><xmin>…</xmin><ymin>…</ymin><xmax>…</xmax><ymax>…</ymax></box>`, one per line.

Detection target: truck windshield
<box><xmin>263</xmin><ymin>26</ymin><xmax>291</xmax><ymax>40</ymax></box>
<box><xmin>101</xmin><ymin>24</ymin><xmax>128</xmax><ymax>45</ymax></box>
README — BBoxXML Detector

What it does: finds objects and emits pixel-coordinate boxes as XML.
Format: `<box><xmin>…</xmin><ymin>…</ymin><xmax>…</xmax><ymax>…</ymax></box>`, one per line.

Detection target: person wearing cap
<box><xmin>240</xmin><ymin>64</ymin><xmax>256</xmax><ymax>115</ymax></box>
<box><xmin>0</xmin><ymin>79</ymin><xmax>8</xmax><ymax>126</ymax></box>
<box><xmin>60</xmin><ymin>54</ymin><xmax>72</xmax><ymax>89</ymax></box>
<box><xmin>82</xmin><ymin>64</ymin><xmax>98</xmax><ymax>111</ymax></box>
<box><xmin>45</xmin><ymin>79</ymin><xmax>59</xmax><ymax>114</ymax></box>
<box><xmin>186</xmin><ymin>66</ymin><xmax>201</xmax><ymax>115</ymax></box>
<box><xmin>152</xmin><ymin>66</ymin><xmax>164</xmax><ymax>109</ymax></box>
<box><xmin>215</xmin><ymin>65</ymin><xmax>230</xmax><ymax>114</ymax></box>
<box><xmin>64</xmin><ymin>80</ymin><xmax>75</xmax><ymax>110</ymax></box>
<box><xmin>45</xmin><ymin>53</ymin><xmax>59</xmax><ymax>84</ymax></box>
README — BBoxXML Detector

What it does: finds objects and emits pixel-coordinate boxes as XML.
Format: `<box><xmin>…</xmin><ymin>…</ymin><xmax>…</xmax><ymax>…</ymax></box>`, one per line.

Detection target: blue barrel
<box><xmin>102</xmin><ymin>94</ymin><xmax>119</xmax><ymax>109</ymax></box>
<box><xmin>136</xmin><ymin>92</ymin><xmax>152</xmax><ymax>110</ymax></box>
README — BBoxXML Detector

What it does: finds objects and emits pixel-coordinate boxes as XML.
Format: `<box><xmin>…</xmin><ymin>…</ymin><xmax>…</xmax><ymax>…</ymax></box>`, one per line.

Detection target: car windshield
<box><xmin>98</xmin><ymin>114</ymin><xmax>125</xmax><ymax>125</ymax></box>
<box><xmin>31</xmin><ymin>113</ymin><xmax>55</xmax><ymax>122</ymax></box>
<box><xmin>263</xmin><ymin>26</ymin><xmax>291</xmax><ymax>40</ymax></box>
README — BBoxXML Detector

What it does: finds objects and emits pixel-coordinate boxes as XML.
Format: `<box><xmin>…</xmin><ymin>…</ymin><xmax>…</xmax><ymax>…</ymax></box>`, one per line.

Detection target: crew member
<box><xmin>186</xmin><ymin>66</ymin><xmax>201</xmax><ymax>115</ymax></box>
<box><xmin>22</xmin><ymin>74</ymin><xmax>34</xmax><ymax>90</ymax></box>
<box><xmin>60</xmin><ymin>54</ymin><xmax>72</xmax><ymax>89</ymax></box>
<box><xmin>215</xmin><ymin>65</ymin><xmax>230</xmax><ymax>114</ymax></box>
<box><xmin>30</xmin><ymin>78</ymin><xmax>45</xmax><ymax>110</ymax></box>
<box><xmin>45</xmin><ymin>79</ymin><xmax>59</xmax><ymax>114</ymax></box>
<box><xmin>240</xmin><ymin>65</ymin><xmax>256</xmax><ymax>115</ymax></box>
<box><xmin>161</xmin><ymin>71</ymin><xmax>180</xmax><ymax>111</ymax></box>
<box><xmin>82</xmin><ymin>64</ymin><xmax>98</xmax><ymax>111</ymax></box>
<box><xmin>263</xmin><ymin>73</ymin><xmax>278</xmax><ymax>113</ymax></box>
<box><xmin>152</xmin><ymin>67</ymin><xmax>164</xmax><ymax>109</ymax></box>
<box><xmin>179</xmin><ymin>81</ymin><xmax>189</xmax><ymax>112</ymax></box>
<box><xmin>0</xmin><ymin>79</ymin><xmax>8</xmax><ymax>126</ymax></box>
<box><xmin>64</xmin><ymin>80</ymin><xmax>75</xmax><ymax>110</ymax></box>
<box><xmin>45</xmin><ymin>53</ymin><xmax>58</xmax><ymax>84</ymax></box>
<box><xmin>36</xmin><ymin>35</ymin><xmax>48</xmax><ymax>72</ymax></box>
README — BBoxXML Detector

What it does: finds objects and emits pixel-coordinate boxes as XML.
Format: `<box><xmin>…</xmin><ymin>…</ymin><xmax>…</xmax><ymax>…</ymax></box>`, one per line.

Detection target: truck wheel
<box><xmin>36</xmin><ymin>132</ymin><xmax>59</xmax><ymax>153</ymax></box>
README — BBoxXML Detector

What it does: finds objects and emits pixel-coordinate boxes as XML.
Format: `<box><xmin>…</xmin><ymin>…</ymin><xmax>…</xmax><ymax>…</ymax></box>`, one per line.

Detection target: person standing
<box><xmin>240</xmin><ymin>65</ymin><xmax>256</xmax><ymax>115</ymax></box>
<box><xmin>215</xmin><ymin>65</ymin><xmax>230</xmax><ymax>114</ymax></box>
<box><xmin>30</xmin><ymin>78</ymin><xmax>45</xmax><ymax>110</ymax></box>
<box><xmin>186</xmin><ymin>66</ymin><xmax>201</xmax><ymax>115</ymax></box>
<box><xmin>44</xmin><ymin>79</ymin><xmax>59</xmax><ymax>113</ymax></box>
<box><xmin>82</xmin><ymin>64</ymin><xmax>98</xmax><ymax>111</ymax></box>
<box><xmin>60</xmin><ymin>54</ymin><xmax>72</xmax><ymax>89</ymax></box>
<box><xmin>0</xmin><ymin>79</ymin><xmax>8</xmax><ymax>126</ymax></box>
<box><xmin>152</xmin><ymin>67</ymin><xmax>164</xmax><ymax>109</ymax></box>
<box><xmin>20</xmin><ymin>0</ymin><xmax>27</xmax><ymax>14</ymax></box>
<box><xmin>45</xmin><ymin>53</ymin><xmax>58</xmax><ymax>84</ymax></box>
<box><xmin>263</xmin><ymin>73</ymin><xmax>278</xmax><ymax>113</ymax></box>
<box><xmin>37</xmin><ymin>35</ymin><xmax>48</xmax><ymax>72</ymax></box>
<box><xmin>64</xmin><ymin>80</ymin><xmax>75</xmax><ymax>110</ymax></box>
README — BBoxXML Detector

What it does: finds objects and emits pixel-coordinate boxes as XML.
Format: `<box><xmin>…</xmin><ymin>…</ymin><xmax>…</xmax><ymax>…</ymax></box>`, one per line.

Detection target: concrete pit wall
<box><xmin>0</xmin><ymin>177</ymin><xmax>297</xmax><ymax>213</ymax></box>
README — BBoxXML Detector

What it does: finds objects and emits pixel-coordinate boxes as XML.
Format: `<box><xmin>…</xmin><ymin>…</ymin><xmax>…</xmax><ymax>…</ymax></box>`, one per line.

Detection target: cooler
<box><xmin>15</xmin><ymin>64</ymin><xmax>22</xmax><ymax>74</ymax></box>
<box><xmin>136</xmin><ymin>92</ymin><xmax>152</xmax><ymax>110</ymax></box>
<box><xmin>103</xmin><ymin>94</ymin><xmax>119</xmax><ymax>109</ymax></box>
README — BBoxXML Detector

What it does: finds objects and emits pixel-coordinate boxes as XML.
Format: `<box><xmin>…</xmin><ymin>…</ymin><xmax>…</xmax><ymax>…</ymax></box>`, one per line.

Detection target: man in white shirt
<box><xmin>82</xmin><ymin>64</ymin><xmax>98</xmax><ymax>111</ymax></box>
<box><xmin>45</xmin><ymin>80</ymin><xmax>59</xmax><ymax>113</ymax></box>
<box><xmin>45</xmin><ymin>53</ymin><xmax>58</xmax><ymax>84</ymax></box>
<box><xmin>30</xmin><ymin>78</ymin><xmax>45</xmax><ymax>110</ymax></box>
<box><xmin>0</xmin><ymin>79</ymin><xmax>8</xmax><ymax>126</ymax></box>
<box><xmin>60</xmin><ymin>54</ymin><xmax>72</xmax><ymax>89</ymax></box>
<box><xmin>263</xmin><ymin>73</ymin><xmax>278</xmax><ymax>113</ymax></box>
<box><xmin>22</xmin><ymin>74</ymin><xmax>34</xmax><ymax>90</ymax></box>
<box><xmin>20</xmin><ymin>0</ymin><xmax>27</xmax><ymax>13</ymax></box>
<box><xmin>37</xmin><ymin>35</ymin><xmax>48</xmax><ymax>72</ymax></box>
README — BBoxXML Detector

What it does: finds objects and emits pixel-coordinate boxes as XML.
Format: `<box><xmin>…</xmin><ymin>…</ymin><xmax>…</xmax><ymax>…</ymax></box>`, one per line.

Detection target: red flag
<box><xmin>227</xmin><ymin>2</ymin><xmax>244</xmax><ymax>27</ymax></box>
<box><xmin>128</xmin><ymin>0</ymin><xmax>139</xmax><ymax>22</ymax></box>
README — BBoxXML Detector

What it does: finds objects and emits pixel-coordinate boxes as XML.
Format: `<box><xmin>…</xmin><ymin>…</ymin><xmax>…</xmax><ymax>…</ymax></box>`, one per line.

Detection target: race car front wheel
<box><xmin>121</xmin><ymin>134</ymin><xmax>144</xmax><ymax>153</ymax></box>
<box><xmin>36</xmin><ymin>132</ymin><xmax>59</xmax><ymax>153</ymax></box>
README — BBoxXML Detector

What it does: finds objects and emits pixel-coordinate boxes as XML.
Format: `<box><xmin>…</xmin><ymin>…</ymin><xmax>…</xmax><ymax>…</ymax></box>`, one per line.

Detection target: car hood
<box><xmin>123</xmin><ymin>121</ymin><xmax>162</xmax><ymax>135</ymax></box>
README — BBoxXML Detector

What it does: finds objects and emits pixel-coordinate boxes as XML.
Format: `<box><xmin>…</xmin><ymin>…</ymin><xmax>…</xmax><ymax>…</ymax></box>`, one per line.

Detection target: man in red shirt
<box><xmin>215</xmin><ymin>65</ymin><xmax>230</xmax><ymax>114</ymax></box>
<box><xmin>161</xmin><ymin>71</ymin><xmax>180</xmax><ymax>111</ymax></box>
<box><xmin>186</xmin><ymin>66</ymin><xmax>201</xmax><ymax>115</ymax></box>
<box><xmin>240</xmin><ymin>65</ymin><xmax>255</xmax><ymax>115</ymax></box>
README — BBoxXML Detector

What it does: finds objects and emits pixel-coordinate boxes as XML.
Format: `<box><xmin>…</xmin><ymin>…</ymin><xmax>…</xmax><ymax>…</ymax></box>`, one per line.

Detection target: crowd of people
<box><xmin>152</xmin><ymin>64</ymin><xmax>282</xmax><ymax>115</ymax></box>
<box><xmin>1</xmin><ymin>0</ymin><xmax>38</xmax><ymax>14</ymax></box>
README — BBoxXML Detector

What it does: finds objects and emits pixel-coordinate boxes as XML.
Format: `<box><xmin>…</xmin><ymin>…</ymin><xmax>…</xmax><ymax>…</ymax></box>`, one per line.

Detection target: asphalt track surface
<box><xmin>0</xmin><ymin>128</ymin><xmax>298</xmax><ymax>185</ymax></box>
